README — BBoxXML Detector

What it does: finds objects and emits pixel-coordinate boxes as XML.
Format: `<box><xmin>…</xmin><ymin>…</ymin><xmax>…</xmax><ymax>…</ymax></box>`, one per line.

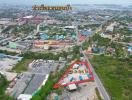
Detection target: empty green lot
<box><xmin>90</xmin><ymin>55</ymin><xmax>132</xmax><ymax>100</ymax></box>
<box><xmin>12</xmin><ymin>58</ymin><xmax>33</xmax><ymax>72</ymax></box>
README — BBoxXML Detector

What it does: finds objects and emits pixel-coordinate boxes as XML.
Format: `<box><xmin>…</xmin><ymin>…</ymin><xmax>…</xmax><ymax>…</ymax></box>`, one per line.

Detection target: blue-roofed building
<box><xmin>79</xmin><ymin>75</ymin><xmax>83</xmax><ymax>80</ymax></box>
<box><xmin>92</xmin><ymin>47</ymin><xmax>105</xmax><ymax>54</ymax></box>
<box><xmin>40</xmin><ymin>33</ymin><xmax>49</xmax><ymax>40</ymax></box>
<box><xmin>58</xmin><ymin>35</ymin><xmax>63</xmax><ymax>40</ymax></box>
<box><xmin>80</xmin><ymin>30</ymin><xmax>91</xmax><ymax>36</ymax></box>
<box><xmin>71</xmin><ymin>32</ymin><xmax>76</xmax><ymax>35</ymax></box>
<box><xmin>0</xmin><ymin>53</ymin><xmax>6</xmax><ymax>58</ymax></box>
<box><xmin>59</xmin><ymin>35</ymin><xmax>65</xmax><ymax>40</ymax></box>
<box><xmin>55</xmin><ymin>35</ymin><xmax>59</xmax><ymax>40</ymax></box>
<box><xmin>92</xmin><ymin>47</ymin><xmax>99</xmax><ymax>53</ymax></box>
<box><xmin>128</xmin><ymin>29</ymin><xmax>132</xmax><ymax>32</ymax></box>
<box><xmin>7</xmin><ymin>55</ymin><xmax>23</xmax><ymax>61</ymax></box>
<box><xmin>0</xmin><ymin>53</ymin><xmax>23</xmax><ymax>61</ymax></box>
<box><xmin>128</xmin><ymin>46</ymin><xmax>132</xmax><ymax>55</ymax></box>
<box><xmin>54</xmin><ymin>96</ymin><xmax>59</xmax><ymax>100</ymax></box>
<box><xmin>128</xmin><ymin>46</ymin><xmax>132</xmax><ymax>49</ymax></box>
<box><xmin>98</xmin><ymin>47</ymin><xmax>105</xmax><ymax>54</ymax></box>
<box><xmin>72</xmin><ymin>35</ymin><xmax>76</xmax><ymax>39</ymax></box>
<box><xmin>55</xmin><ymin>35</ymin><xmax>65</xmax><ymax>40</ymax></box>
<box><xmin>71</xmin><ymin>32</ymin><xmax>77</xmax><ymax>39</ymax></box>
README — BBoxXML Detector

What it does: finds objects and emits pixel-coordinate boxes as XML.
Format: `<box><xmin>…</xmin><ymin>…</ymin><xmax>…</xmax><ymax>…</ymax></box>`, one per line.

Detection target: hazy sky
<box><xmin>0</xmin><ymin>0</ymin><xmax>132</xmax><ymax>5</ymax></box>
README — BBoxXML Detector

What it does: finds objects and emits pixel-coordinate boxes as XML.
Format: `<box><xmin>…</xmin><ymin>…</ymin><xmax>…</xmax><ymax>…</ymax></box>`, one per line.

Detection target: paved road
<box><xmin>76</xmin><ymin>18</ymin><xmax>113</xmax><ymax>100</ymax></box>
<box><xmin>82</xmin><ymin>50</ymin><xmax>111</xmax><ymax>100</ymax></box>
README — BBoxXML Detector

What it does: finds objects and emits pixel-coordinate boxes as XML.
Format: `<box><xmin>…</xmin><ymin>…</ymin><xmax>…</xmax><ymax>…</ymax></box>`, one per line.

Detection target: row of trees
<box><xmin>82</xmin><ymin>40</ymin><xmax>89</xmax><ymax>50</ymax></box>
<box><xmin>0</xmin><ymin>74</ymin><xmax>14</xmax><ymax>100</ymax></box>
<box><xmin>92</xmin><ymin>34</ymin><xmax>111</xmax><ymax>47</ymax></box>
<box><xmin>0</xmin><ymin>50</ymin><xmax>18</xmax><ymax>56</ymax></box>
<box><xmin>78</xmin><ymin>24</ymin><xmax>100</xmax><ymax>30</ymax></box>
<box><xmin>21</xmin><ymin>52</ymin><xmax>60</xmax><ymax>60</ymax></box>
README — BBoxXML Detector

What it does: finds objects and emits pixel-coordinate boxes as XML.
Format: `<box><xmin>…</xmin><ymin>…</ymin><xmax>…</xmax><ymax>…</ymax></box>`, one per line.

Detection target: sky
<box><xmin>0</xmin><ymin>0</ymin><xmax>132</xmax><ymax>5</ymax></box>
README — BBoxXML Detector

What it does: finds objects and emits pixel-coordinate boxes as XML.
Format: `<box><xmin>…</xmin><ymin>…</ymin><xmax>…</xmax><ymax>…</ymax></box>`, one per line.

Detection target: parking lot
<box><xmin>8</xmin><ymin>59</ymin><xmax>66</xmax><ymax>98</ymax></box>
<box><xmin>24</xmin><ymin>60</ymin><xmax>66</xmax><ymax>95</ymax></box>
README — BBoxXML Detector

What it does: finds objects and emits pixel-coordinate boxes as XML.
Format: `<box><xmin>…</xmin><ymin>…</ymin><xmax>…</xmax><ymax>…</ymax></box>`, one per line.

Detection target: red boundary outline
<box><xmin>54</xmin><ymin>61</ymin><xmax>94</xmax><ymax>88</ymax></box>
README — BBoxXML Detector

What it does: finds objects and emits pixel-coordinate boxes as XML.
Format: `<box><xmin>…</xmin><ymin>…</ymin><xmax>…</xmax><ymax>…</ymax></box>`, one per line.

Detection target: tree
<box><xmin>82</xmin><ymin>41</ymin><xmax>89</xmax><ymax>50</ymax></box>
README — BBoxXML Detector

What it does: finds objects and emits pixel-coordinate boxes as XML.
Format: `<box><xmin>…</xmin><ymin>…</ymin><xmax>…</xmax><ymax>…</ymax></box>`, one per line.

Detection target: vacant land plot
<box><xmin>61</xmin><ymin>82</ymin><xmax>98</xmax><ymax>100</ymax></box>
<box><xmin>90</xmin><ymin>55</ymin><xmax>132</xmax><ymax>100</ymax></box>
<box><xmin>12</xmin><ymin>58</ymin><xmax>33</xmax><ymax>72</ymax></box>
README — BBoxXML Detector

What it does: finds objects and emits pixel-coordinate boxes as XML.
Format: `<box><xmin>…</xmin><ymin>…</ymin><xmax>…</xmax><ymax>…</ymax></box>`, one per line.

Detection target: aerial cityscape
<box><xmin>0</xmin><ymin>0</ymin><xmax>132</xmax><ymax>100</ymax></box>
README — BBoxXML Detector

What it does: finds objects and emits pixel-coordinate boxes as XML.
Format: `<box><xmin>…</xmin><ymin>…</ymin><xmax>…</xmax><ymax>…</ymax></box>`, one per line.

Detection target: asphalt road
<box><xmin>82</xmin><ymin>51</ymin><xmax>111</xmax><ymax>100</ymax></box>
<box><xmin>76</xmin><ymin>16</ymin><xmax>116</xmax><ymax>100</ymax></box>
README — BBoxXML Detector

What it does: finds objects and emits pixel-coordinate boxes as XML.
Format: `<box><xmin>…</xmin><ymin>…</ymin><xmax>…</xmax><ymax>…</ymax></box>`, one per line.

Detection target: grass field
<box><xmin>90</xmin><ymin>55</ymin><xmax>132</xmax><ymax>100</ymax></box>
<box><xmin>12</xmin><ymin>58</ymin><xmax>33</xmax><ymax>72</ymax></box>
